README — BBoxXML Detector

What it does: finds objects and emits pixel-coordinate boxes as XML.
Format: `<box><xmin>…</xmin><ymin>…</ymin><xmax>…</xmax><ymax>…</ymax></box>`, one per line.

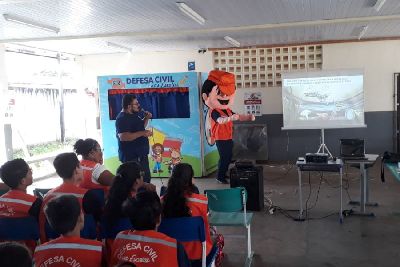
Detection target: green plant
<box><xmin>12</xmin><ymin>138</ymin><xmax>78</xmax><ymax>158</ymax></box>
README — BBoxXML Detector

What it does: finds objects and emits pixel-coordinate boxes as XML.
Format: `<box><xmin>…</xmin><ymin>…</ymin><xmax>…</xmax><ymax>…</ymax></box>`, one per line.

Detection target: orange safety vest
<box><xmin>184</xmin><ymin>193</ymin><xmax>213</xmax><ymax>260</ymax></box>
<box><xmin>39</xmin><ymin>183</ymin><xmax>88</xmax><ymax>243</ymax></box>
<box><xmin>79</xmin><ymin>159</ymin><xmax>109</xmax><ymax>193</ymax></box>
<box><xmin>210</xmin><ymin>108</ymin><xmax>233</xmax><ymax>141</ymax></box>
<box><xmin>34</xmin><ymin>236</ymin><xmax>102</xmax><ymax>267</ymax></box>
<box><xmin>111</xmin><ymin>230</ymin><xmax>179</xmax><ymax>267</ymax></box>
<box><xmin>0</xmin><ymin>190</ymin><xmax>37</xmax><ymax>218</ymax></box>
<box><xmin>0</xmin><ymin>190</ymin><xmax>38</xmax><ymax>253</ymax></box>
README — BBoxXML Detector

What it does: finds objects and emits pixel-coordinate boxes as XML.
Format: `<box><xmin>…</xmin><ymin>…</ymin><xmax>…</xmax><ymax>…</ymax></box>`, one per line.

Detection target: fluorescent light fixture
<box><xmin>106</xmin><ymin>41</ymin><xmax>132</xmax><ymax>53</ymax></box>
<box><xmin>224</xmin><ymin>36</ymin><xmax>240</xmax><ymax>47</ymax></box>
<box><xmin>176</xmin><ymin>2</ymin><xmax>205</xmax><ymax>25</ymax></box>
<box><xmin>3</xmin><ymin>14</ymin><xmax>59</xmax><ymax>34</ymax></box>
<box><xmin>357</xmin><ymin>25</ymin><xmax>368</xmax><ymax>40</ymax></box>
<box><xmin>373</xmin><ymin>0</ymin><xmax>386</xmax><ymax>11</ymax></box>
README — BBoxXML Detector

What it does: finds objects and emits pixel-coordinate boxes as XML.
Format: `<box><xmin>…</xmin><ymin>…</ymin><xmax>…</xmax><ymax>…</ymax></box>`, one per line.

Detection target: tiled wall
<box><xmin>213</xmin><ymin>45</ymin><xmax>322</xmax><ymax>88</ymax></box>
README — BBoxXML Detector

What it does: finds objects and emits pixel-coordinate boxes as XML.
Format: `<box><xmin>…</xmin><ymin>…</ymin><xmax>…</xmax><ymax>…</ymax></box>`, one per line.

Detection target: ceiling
<box><xmin>0</xmin><ymin>0</ymin><xmax>400</xmax><ymax>55</ymax></box>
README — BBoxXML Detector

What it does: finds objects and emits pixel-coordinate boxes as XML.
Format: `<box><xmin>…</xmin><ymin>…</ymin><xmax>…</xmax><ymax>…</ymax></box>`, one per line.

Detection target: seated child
<box><xmin>0</xmin><ymin>158</ymin><xmax>41</xmax><ymax>218</ymax></box>
<box><xmin>162</xmin><ymin>163</ymin><xmax>218</xmax><ymax>266</ymax></box>
<box><xmin>39</xmin><ymin>152</ymin><xmax>102</xmax><ymax>242</ymax></box>
<box><xmin>103</xmin><ymin>161</ymin><xmax>150</xmax><ymax>264</ymax></box>
<box><xmin>34</xmin><ymin>195</ymin><xmax>103</xmax><ymax>267</ymax></box>
<box><xmin>0</xmin><ymin>159</ymin><xmax>42</xmax><ymax>252</ymax></box>
<box><xmin>74</xmin><ymin>138</ymin><xmax>115</xmax><ymax>192</ymax></box>
<box><xmin>110</xmin><ymin>191</ymin><xmax>190</xmax><ymax>267</ymax></box>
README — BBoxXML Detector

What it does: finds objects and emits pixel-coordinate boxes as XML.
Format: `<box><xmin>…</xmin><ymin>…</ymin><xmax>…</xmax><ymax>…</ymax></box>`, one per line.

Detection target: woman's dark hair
<box><xmin>123</xmin><ymin>191</ymin><xmax>161</xmax><ymax>230</ymax></box>
<box><xmin>162</xmin><ymin>163</ymin><xmax>196</xmax><ymax>218</ymax></box>
<box><xmin>103</xmin><ymin>161</ymin><xmax>142</xmax><ymax>226</ymax></box>
<box><xmin>73</xmin><ymin>138</ymin><xmax>98</xmax><ymax>157</ymax></box>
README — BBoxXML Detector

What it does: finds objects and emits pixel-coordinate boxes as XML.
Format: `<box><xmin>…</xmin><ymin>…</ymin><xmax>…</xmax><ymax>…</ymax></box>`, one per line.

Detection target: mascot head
<box><xmin>202</xmin><ymin>70</ymin><xmax>236</xmax><ymax>110</ymax></box>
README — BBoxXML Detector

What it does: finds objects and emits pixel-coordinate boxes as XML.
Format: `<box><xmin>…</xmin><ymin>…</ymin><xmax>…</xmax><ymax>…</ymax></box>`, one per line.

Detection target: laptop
<box><xmin>340</xmin><ymin>139</ymin><xmax>366</xmax><ymax>160</ymax></box>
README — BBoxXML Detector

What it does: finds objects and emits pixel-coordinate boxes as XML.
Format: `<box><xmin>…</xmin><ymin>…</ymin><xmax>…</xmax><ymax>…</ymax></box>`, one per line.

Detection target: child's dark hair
<box><xmin>0</xmin><ymin>159</ymin><xmax>29</xmax><ymax>189</ymax></box>
<box><xmin>162</xmin><ymin>163</ymin><xmax>195</xmax><ymax>218</ymax></box>
<box><xmin>0</xmin><ymin>242</ymin><xmax>32</xmax><ymax>267</ymax></box>
<box><xmin>53</xmin><ymin>153</ymin><xmax>80</xmax><ymax>179</ymax></box>
<box><xmin>104</xmin><ymin>161</ymin><xmax>142</xmax><ymax>226</ymax></box>
<box><xmin>123</xmin><ymin>191</ymin><xmax>161</xmax><ymax>230</ymax></box>
<box><xmin>45</xmin><ymin>195</ymin><xmax>81</xmax><ymax>235</ymax></box>
<box><xmin>74</xmin><ymin>138</ymin><xmax>99</xmax><ymax>157</ymax></box>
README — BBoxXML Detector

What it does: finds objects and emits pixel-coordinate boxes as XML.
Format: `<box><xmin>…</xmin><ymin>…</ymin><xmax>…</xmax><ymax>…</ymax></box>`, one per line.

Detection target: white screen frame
<box><xmin>281</xmin><ymin>69</ymin><xmax>366</xmax><ymax>130</ymax></box>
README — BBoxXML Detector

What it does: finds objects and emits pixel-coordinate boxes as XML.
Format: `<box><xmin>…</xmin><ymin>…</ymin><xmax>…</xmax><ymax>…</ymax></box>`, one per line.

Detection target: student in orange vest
<box><xmin>162</xmin><ymin>163</ymin><xmax>217</xmax><ymax>266</ymax></box>
<box><xmin>0</xmin><ymin>158</ymin><xmax>41</xmax><ymax>218</ymax></box>
<box><xmin>74</xmin><ymin>138</ymin><xmax>114</xmax><ymax>193</ymax></box>
<box><xmin>111</xmin><ymin>191</ymin><xmax>190</xmax><ymax>267</ymax></box>
<box><xmin>0</xmin><ymin>242</ymin><xmax>33</xmax><ymax>267</ymax></box>
<box><xmin>103</xmin><ymin>161</ymin><xmax>156</xmax><ymax>263</ymax></box>
<box><xmin>0</xmin><ymin>159</ymin><xmax>42</xmax><ymax>253</ymax></box>
<box><xmin>202</xmin><ymin>70</ymin><xmax>255</xmax><ymax>184</ymax></box>
<box><xmin>34</xmin><ymin>195</ymin><xmax>103</xmax><ymax>267</ymax></box>
<box><xmin>39</xmin><ymin>153</ymin><xmax>102</xmax><ymax>243</ymax></box>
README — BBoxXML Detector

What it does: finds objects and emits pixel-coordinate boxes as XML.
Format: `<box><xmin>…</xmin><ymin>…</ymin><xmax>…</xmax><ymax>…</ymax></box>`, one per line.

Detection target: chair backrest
<box><xmin>33</xmin><ymin>188</ymin><xmax>51</xmax><ymax>200</ymax></box>
<box><xmin>0</xmin><ymin>216</ymin><xmax>39</xmax><ymax>240</ymax></box>
<box><xmin>100</xmin><ymin>217</ymin><xmax>133</xmax><ymax>239</ymax></box>
<box><xmin>45</xmin><ymin>214</ymin><xmax>97</xmax><ymax>239</ymax></box>
<box><xmin>205</xmin><ymin>187</ymin><xmax>247</xmax><ymax>212</ymax></box>
<box><xmin>0</xmin><ymin>189</ymin><xmax>8</xmax><ymax>196</ymax></box>
<box><xmin>87</xmin><ymin>188</ymin><xmax>105</xmax><ymax>209</ymax></box>
<box><xmin>158</xmin><ymin>216</ymin><xmax>206</xmax><ymax>242</ymax></box>
<box><xmin>158</xmin><ymin>216</ymin><xmax>207</xmax><ymax>267</ymax></box>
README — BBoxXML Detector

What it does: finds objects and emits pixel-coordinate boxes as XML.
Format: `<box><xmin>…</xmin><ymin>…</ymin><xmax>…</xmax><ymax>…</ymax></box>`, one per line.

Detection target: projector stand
<box><xmin>317</xmin><ymin>129</ymin><xmax>333</xmax><ymax>158</ymax></box>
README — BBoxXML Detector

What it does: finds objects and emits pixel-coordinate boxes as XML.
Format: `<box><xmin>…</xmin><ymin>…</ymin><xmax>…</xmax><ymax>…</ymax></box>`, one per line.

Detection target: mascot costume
<box><xmin>202</xmin><ymin>70</ymin><xmax>255</xmax><ymax>184</ymax></box>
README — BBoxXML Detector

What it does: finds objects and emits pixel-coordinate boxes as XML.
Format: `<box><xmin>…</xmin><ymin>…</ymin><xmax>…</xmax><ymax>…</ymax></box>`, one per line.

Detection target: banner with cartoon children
<box><xmin>98</xmin><ymin>72</ymin><xmax>218</xmax><ymax>177</ymax></box>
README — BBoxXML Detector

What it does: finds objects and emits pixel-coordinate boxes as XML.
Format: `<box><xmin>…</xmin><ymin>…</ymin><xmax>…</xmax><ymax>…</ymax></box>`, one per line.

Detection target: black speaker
<box><xmin>230</xmin><ymin>165</ymin><xmax>264</xmax><ymax>211</ymax></box>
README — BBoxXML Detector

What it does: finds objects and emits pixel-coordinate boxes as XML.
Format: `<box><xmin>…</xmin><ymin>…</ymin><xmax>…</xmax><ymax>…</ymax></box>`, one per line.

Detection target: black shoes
<box><xmin>216</xmin><ymin>177</ymin><xmax>229</xmax><ymax>184</ymax></box>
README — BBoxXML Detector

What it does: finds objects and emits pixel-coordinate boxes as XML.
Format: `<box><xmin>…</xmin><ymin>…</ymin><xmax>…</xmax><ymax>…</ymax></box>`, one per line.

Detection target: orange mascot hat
<box><xmin>207</xmin><ymin>70</ymin><xmax>236</xmax><ymax>96</ymax></box>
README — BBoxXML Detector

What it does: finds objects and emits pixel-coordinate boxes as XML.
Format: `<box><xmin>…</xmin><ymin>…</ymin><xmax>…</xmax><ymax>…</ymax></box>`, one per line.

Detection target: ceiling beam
<box><xmin>1</xmin><ymin>14</ymin><xmax>400</xmax><ymax>43</ymax></box>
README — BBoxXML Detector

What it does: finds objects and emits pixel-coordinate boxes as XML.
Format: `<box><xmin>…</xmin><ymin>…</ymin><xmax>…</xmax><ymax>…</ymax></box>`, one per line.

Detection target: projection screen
<box><xmin>282</xmin><ymin>69</ymin><xmax>366</xmax><ymax>130</ymax></box>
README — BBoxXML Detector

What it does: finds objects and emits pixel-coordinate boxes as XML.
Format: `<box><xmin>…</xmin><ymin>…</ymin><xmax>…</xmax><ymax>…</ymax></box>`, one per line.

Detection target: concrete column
<box><xmin>0</xmin><ymin>44</ymin><xmax>8</xmax><ymax>163</ymax></box>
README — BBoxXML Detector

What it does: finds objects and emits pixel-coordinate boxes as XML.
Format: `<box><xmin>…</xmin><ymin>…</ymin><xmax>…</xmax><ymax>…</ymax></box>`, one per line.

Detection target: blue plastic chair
<box><xmin>0</xmin><ymin>216</ymin><xmax>39</xmax><ymax>241</ymax></box>
<box><xmin>87</xmin><ymin>188</ymin><xmax>105</xmax><ymax>209</ymax></box>
<box><xmin>100</xmin><ymin>217</ymin><xmax>132</xmax><ymax>239</ymax></box>
<box><xmin>158</xmin><ymin>216</ymin><xmax>214</xmax><ymax>267</ymax></box>
<box><xmin>205</xmin><ymin>187</ymin><xmax>254</xmax><ymax>267</ymax></box>
<box><xmin>0</xmin><ymin>189</ymin><xmax>8</xmax><ymax>196</ymax></box>
<box><xmin>45</xmin><ymin>214</ymin><xmax>97</xmax><ymax>239</ymax></box>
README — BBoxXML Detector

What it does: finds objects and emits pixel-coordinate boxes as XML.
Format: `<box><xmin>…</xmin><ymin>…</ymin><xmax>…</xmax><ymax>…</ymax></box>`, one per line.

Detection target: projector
<box><xmin>305</xmin><ymin>153</ymin><xmax>329</xmax><ymax>163</ymax></box>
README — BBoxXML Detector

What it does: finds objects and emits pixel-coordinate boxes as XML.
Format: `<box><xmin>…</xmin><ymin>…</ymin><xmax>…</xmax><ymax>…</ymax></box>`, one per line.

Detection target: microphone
<box><xmin>138</xmin><ymin>108</ymin><xmax>146</xmax><ymax>120</ymax></box>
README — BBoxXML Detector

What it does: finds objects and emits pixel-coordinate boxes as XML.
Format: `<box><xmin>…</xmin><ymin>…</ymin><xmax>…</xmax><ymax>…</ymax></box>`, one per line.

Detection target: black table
<box><xmin>296</xmin><ymin>159</ymin><xmax>344</xmax><ymax>223</ymax></box>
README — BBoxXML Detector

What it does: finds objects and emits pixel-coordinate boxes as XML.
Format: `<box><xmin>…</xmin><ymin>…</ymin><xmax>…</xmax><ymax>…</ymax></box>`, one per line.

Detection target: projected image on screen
<box><xmin>282</xmin><ymin>70</ymin><xmax>365</xmax><ymax>129</ymax></box>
